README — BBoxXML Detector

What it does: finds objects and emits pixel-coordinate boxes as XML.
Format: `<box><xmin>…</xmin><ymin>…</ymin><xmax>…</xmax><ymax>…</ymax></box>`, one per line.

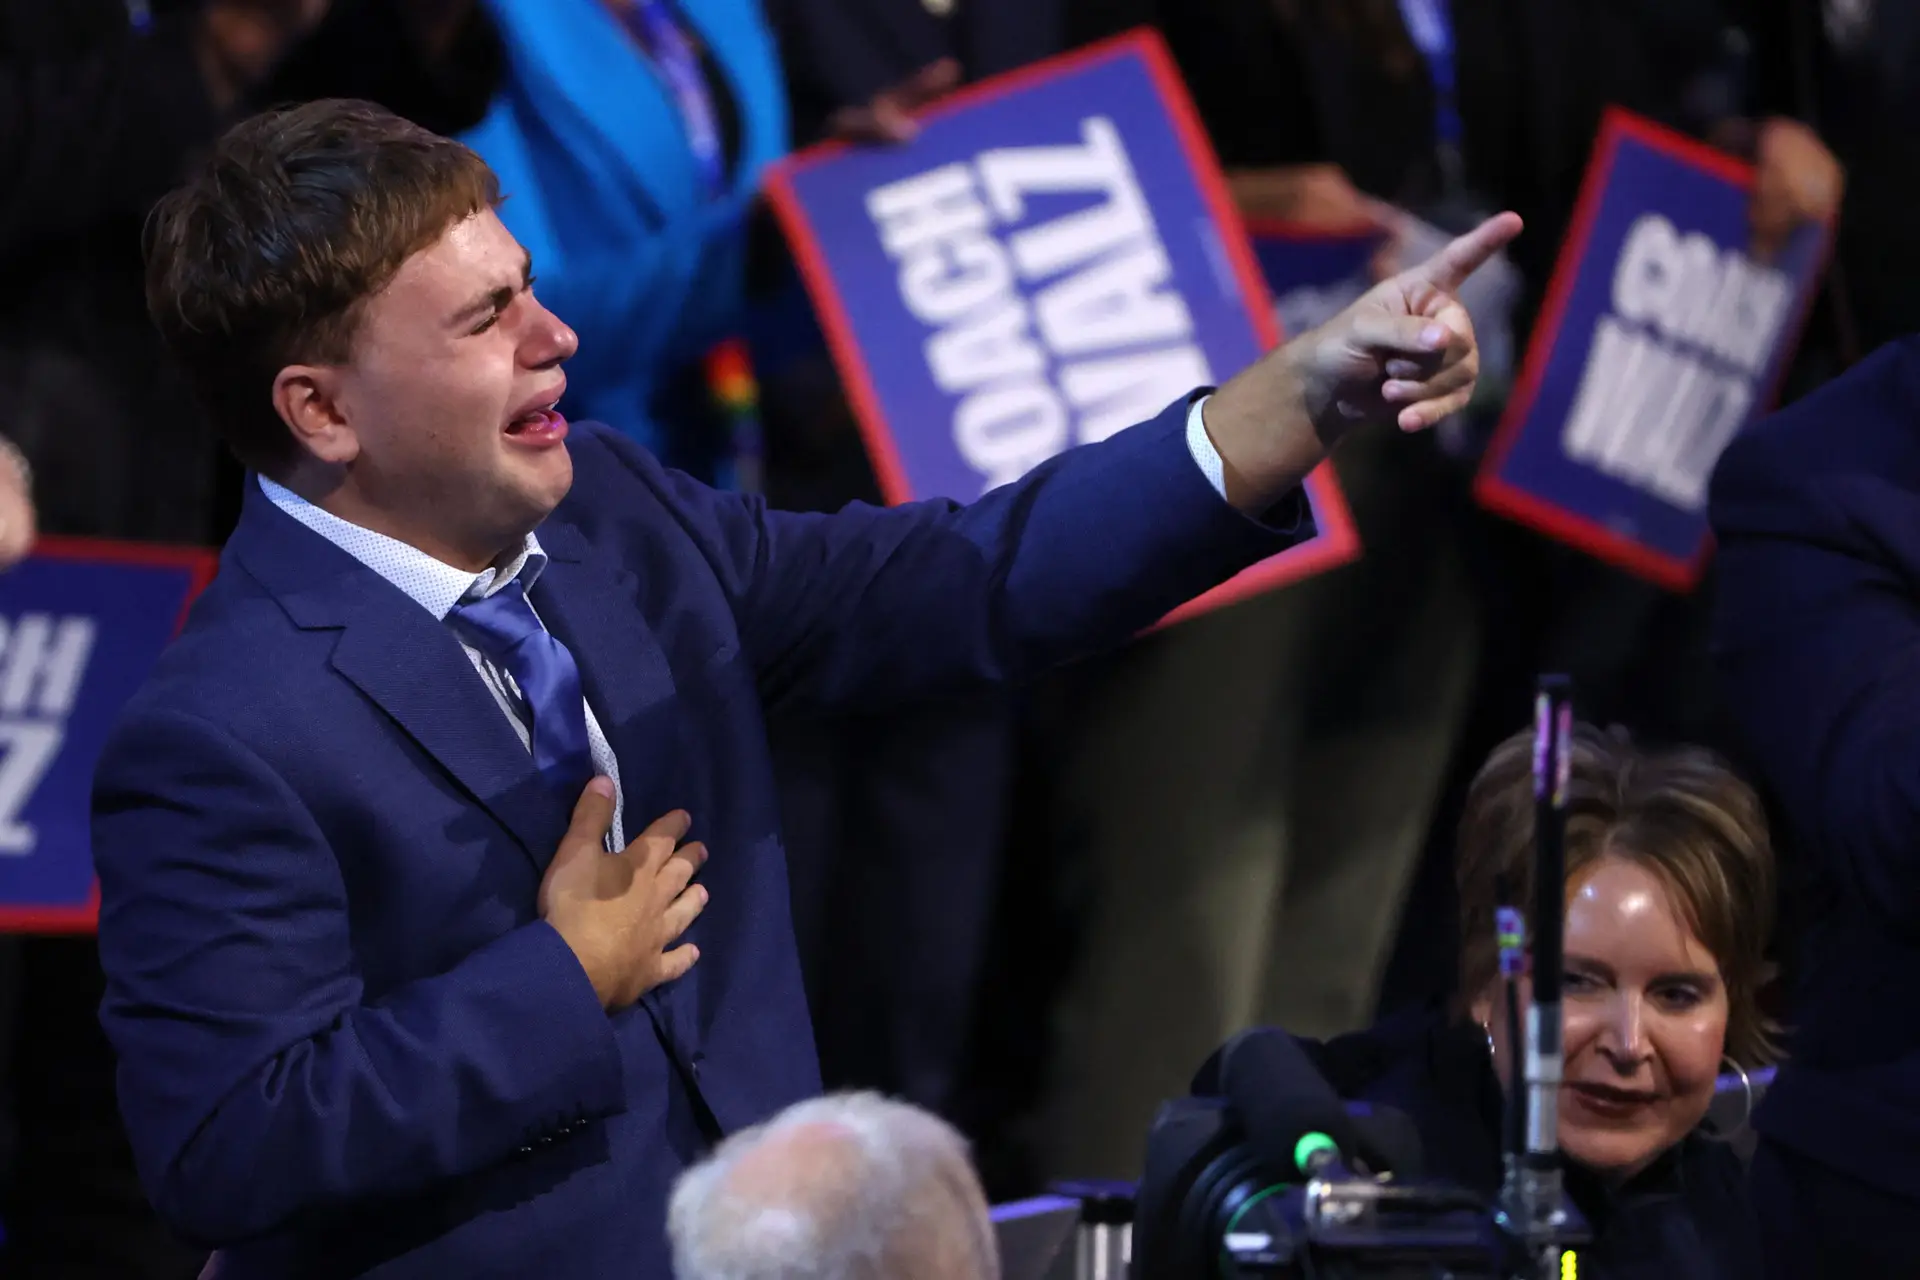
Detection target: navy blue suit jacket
<box><xmin>1710</xmin><ymin>338</ymin><xmax>1920</xmax><ymax>1201</ymax></box>
<box><xmin>92</xmin><ymin>406</ymin><xmax>1303</xmax><ymax>1277</ymax></box>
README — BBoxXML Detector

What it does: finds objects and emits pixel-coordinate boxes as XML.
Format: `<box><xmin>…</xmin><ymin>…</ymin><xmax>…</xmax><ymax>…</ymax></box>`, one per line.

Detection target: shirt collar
<box><xmin>258</xmin><ymin>475</ymin><xmax>546</xmax><ymax>620</ymax></box>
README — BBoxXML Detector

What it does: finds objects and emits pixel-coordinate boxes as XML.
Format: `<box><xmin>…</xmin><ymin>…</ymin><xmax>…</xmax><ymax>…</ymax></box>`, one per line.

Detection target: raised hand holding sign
<box><xmin>1476</xmin><ymin>110</ymin><xmax>1830</xmax><ymax>590</ymax></box>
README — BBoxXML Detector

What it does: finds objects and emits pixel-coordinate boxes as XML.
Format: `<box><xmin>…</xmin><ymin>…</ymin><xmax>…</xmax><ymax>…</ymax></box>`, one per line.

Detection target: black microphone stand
<box><xmin>1495</xmin><ymin>675</ymin><xmax>1575</xmax><ymax>1279</ymax></box>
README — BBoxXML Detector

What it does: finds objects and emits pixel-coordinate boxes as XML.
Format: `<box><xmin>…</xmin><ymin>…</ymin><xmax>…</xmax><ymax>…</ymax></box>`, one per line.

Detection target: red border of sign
<box><xmin>0</xmin><ymin>536</ymin><xmax>218</xmax><ymax>933</ymax></box>
<box><xmin>1473</xmin><ymin>107</ymin><xmax>1833</xmax><ymax>592</ymax></box>
<box><xmin>763</xmin><ymin>28</ymin><xmax>1360</xmax><ymax>627</ymax></box>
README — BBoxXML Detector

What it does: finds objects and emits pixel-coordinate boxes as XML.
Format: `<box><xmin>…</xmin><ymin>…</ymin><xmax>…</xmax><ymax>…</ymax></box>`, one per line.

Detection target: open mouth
<box><xmin>506</xmin><ymin>407</ymin><xmax>565</xmax><ymax>436</ymax></box>
<box><xmin>504</xmin><ymin>385</ymin><xmax>568</xmax><ymax>444</ymax></box>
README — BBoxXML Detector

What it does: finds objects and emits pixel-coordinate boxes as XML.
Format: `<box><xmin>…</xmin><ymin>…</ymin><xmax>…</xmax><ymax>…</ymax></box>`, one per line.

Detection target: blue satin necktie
<box><xmin>448</xmin><ymin>576</ymin><xmax>594</xmax><ymax>801</ymax></box>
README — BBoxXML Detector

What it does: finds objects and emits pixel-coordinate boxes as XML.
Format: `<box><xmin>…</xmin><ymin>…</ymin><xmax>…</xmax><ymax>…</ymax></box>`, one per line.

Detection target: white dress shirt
<box><xmin>259</xmin><ymin>477</ymin><xmax>630</xmax><ymax>850</ymax></box>
<box><xmin>1185</xmin><ymin>397</ymin><xmax>1230</xmax><ymax>499</ymax></box>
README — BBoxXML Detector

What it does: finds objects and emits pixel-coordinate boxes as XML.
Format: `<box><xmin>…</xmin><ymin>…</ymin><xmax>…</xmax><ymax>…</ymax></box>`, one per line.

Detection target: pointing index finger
<box><xmin>1410</xmin><ymin>212</ymin><xmax>1523</xmax><ymax>293</ymax></box>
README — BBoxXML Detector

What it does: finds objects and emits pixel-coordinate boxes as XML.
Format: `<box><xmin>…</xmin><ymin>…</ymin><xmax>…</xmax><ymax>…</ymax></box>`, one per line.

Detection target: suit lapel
<box><xmin>231</xmin><ymin>485</ymin><xmax>570</xmax><ymax>872</ymax></box>
<box><xmin>525</xmin><ymin>521</ymin><xmax>687</xmax><ymax>863</ymax></box>
<box><xmin>327</xmin><ymin>617</ymin><xmax>572</xmax><ymax>871</ymax></box>
<box><xmin>530</xmin><ymin>519</ymin><xmax>708</xmax><ymax>1029</ymax></box>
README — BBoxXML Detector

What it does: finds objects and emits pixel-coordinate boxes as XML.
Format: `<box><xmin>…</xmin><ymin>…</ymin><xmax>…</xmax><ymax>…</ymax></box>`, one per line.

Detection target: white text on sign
<box><xmin>866</xmin><ymin>117</ymin><xmax>1215</xmax><ymax>493</ymax></box>
<box><xmin>0</xmin><ymin>614</ymin><xmax>95</xmax><ymax>855</ymax></box>
<box><xmin>1560</xmin><ymin>213</ymin><xmax>1793</xmax><ymax>513</ymax></box>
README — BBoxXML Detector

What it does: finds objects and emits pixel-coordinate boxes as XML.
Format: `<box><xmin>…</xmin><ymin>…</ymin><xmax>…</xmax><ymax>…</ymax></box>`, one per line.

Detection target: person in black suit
<box><xmin>1711</xmin><ymin>339</ymin><xmax>1920</xmax><ymax>1278</ymax></box>
<box><xmin>1199</xmin><ymin>721</ymin><xmax>1778</xmax><ymax>1280</ymax></box>
<box><xmin>0</xmin><ymin>4</ymin><xmax>498</xmax><ymax>1274</ymax></box>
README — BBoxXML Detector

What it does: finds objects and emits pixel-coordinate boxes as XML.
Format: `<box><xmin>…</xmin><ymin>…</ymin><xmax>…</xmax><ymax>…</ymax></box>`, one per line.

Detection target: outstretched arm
<box><xmin>602</xmin><ymin>216</ymin><xmax>1522</xmax><ymax>716</ymax></box>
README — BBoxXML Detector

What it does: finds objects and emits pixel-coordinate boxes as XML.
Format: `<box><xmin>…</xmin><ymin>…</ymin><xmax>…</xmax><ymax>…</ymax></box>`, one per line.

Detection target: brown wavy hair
<box><xmin>145</xmin><ymin>100</ymin><xmax>501</xmax><ymax>475</ymax></box>
<box><xmin>1454</xmin><ymin>723</ymin><xmax>1780</xmax><ymax>1067</ymax></box>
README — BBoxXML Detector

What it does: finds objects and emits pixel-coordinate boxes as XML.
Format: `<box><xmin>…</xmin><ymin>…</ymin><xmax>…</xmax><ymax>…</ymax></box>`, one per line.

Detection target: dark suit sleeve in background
<box><xmin>91</xmin><ymin>707</ymin><xmax>626</xmax><ymax>1246</ymax></box>
<box><xmin>1710</xmin><ymin>344</ymin><xmax>1920</xmax><ymax>937</ymax></box>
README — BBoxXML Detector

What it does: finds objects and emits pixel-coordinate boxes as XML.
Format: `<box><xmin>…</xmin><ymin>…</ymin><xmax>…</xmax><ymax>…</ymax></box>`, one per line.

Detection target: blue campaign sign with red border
<box><xmin>763</xmin><ymin>30</ymin><xmax>1359</xmax><ymax>628</ymax></box>
<box><xmin>0</xmin><ymin>538</ymin><xmax>214</xmax><ymax>932</ymax></box>
<box><xmin>1475</xmin><ymin>108</ymin><xmax>1831</xmax><ymax>591</ymax></box>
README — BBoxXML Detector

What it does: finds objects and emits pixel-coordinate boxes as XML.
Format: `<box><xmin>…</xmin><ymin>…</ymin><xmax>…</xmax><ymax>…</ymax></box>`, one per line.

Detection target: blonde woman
<box><xmin>1203</xmin><ymin>723</ymin><xmax>1774</xmax><ymax>1280</ymax></box>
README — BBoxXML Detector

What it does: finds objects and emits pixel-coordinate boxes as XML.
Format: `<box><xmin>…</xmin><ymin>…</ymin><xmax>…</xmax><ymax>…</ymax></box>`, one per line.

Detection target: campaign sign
<box><xmin>1247</xmin><ymin>220</ymin><xmax>1389</xmax><ymax>342</ymax></box>
<box><xmin>1476</xmin><ymin>108</ymin><xmax>1830</xmax><ymax>590</ymax></box>
<box><xmin>0</xmin><ymin>539</ymin><xmax>214</xmax><ymax>932</ymax></box>
<box><xmin>765</xmin><ymin>30</ymin><xmax>1359</xmax><ymax>627</ymax></box>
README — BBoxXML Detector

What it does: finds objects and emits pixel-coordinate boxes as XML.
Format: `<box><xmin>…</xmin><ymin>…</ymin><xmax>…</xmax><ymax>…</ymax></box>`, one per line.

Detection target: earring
<box><xmin>1703</xmin><ymin>1056</ymin><xmax>1754</xmax><ymax>1142</ymax></box>
<box><xmin>1480</xmin><ymin>1021</ymin><xmax>1495</xmax><ymax>1059</ymax></box>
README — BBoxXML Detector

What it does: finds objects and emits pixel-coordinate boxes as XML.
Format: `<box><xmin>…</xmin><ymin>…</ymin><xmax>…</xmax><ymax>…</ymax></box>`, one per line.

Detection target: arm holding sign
<box><xmin>578</xmin><ymin>215</ymin><xmax>1520</xmax><ymax>716</ymax></box>
<box><xmin>1709</xmin><ymin>115</ymin><xmax>1846</xmax><ymax>264</ymax></box>
<box><xmin>1748</xmin><ymin>117</ymin><xmax>1843</xmax><ymax>263</ymax></box>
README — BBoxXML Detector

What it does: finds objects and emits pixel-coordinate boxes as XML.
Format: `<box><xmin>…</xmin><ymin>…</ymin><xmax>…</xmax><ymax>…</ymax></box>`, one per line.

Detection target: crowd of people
<box><xmin>0</xmin><ymin>0</ymin><xmax>1916</xmax><ymax>1277</ymax></box>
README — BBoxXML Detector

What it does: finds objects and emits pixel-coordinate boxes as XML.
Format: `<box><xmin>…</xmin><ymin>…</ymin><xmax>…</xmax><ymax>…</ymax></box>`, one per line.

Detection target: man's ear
<box><xmin>272</xmin><ymin>364</ymin><xmax>359</xmax><ymax>466</ymax></box>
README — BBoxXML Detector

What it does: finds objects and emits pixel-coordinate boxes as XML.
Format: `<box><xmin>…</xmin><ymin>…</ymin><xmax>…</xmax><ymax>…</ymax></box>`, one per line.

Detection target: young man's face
<box><xmin>327</xmin><ymin>208</ymin><xmax>578</xmax><ymax>568</ymax></box>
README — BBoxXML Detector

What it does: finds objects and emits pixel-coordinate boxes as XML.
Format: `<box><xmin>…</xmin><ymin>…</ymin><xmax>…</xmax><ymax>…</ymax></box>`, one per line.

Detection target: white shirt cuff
<box><xmin>1185</xmin><ymin>395</ymin><xmax>1229</xmax><ymax>501</ymax></box>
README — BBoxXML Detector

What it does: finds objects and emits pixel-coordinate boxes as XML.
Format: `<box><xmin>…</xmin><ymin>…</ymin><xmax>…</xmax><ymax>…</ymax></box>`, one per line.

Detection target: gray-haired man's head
<box><xmin>667</xmin><ymin>1092</ymin><xmax>999</xmax><ymax>1280</ymax></box>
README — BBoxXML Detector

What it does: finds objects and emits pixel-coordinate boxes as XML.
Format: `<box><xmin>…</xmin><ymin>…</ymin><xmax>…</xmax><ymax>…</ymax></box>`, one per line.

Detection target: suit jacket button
<box><xmin>517</xmin><ymin>1145</ymin><xmax>534</xmax><ymax>1157</ymax></box>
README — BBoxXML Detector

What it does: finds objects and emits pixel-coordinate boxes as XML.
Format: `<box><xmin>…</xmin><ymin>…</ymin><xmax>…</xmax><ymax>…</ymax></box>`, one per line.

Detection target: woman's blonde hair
<box><xmin>1454</xmin><ymin>723</ymin><xmax>1780</xmax><ymax>1066</ymax></box>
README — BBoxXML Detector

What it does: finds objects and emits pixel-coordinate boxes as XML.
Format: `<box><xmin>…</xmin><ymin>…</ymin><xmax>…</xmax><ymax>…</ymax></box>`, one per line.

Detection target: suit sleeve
<box><xmin>1711</xmin><ymin>414</ymin><xmax>1920</xmax><ymax>937</ymax></box>
<box><xmin>92</xmin><ymin>706</ymin><xmax>626</xmax><ymax>1246</ymax></box>
<box><xmin>595</xmin><ymin>399</ymin><xmax>1311</xmax><ymax>716</ymax></box>
<box><xmin>0</xmin><ymin>14</ymin><xmax>221</xmax><ymax>265</ymax></box>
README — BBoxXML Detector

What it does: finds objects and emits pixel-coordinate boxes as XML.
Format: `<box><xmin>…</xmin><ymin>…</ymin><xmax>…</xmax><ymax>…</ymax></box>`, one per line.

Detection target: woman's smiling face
<box><xmin>1483</xmin><ymin>855</ymin><xmax>1730</xmax><ymax>1181</ymax></box>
